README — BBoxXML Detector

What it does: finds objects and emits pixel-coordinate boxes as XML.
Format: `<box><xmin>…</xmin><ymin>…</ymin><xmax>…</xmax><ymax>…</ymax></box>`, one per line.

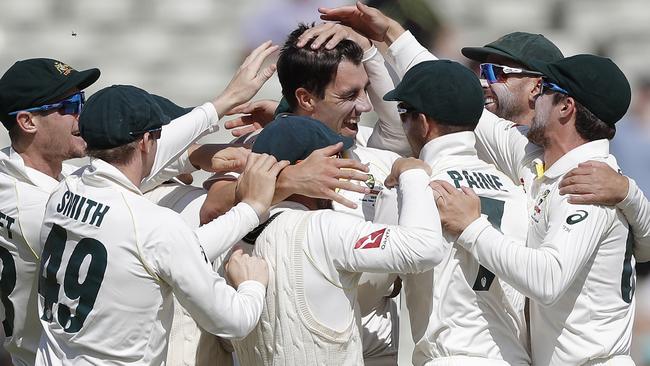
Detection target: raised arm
<box><xmin>140</xmin><ymin>41</ymin><xmax>279</xmax><ymax>191</ymax></box>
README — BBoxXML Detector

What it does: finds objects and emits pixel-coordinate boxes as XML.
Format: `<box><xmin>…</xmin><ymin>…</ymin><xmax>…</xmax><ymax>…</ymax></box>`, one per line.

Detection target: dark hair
<box><xmin>552</xmin><ymin>94</ymin><xmax>615</xmax><ymax>141</ymax></box>
<box><xmin>277</xmin><ymin>23</ymin><xmax>364</xmax><ymax>111</ymax></box>
<box><xmin>86</xmin><ymin>140</ymin><xmax>138</xmax><ymax>165</ymax></box>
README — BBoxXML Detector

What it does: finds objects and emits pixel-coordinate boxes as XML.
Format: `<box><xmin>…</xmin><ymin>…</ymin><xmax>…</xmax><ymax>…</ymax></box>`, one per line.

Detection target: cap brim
<box><xmin>383</xmin><ymin>88</ymin><xmax>400</xmax><ymax>101</ymax></box>
<box><xmin>46</xmin><ymin>68</ymin><xmax>100</xmax><ymax>103</ymax></box>
<box><xmin>461</xmin><ymin>46</ymin><xmax>517</xmax><ymax>64</ymax></box>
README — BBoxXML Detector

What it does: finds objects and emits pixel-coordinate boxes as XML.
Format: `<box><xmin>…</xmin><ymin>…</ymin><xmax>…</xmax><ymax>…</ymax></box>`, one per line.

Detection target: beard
<box><xmin>491</xmin><ymin>84</ymin><xmax>526</xmax><ymax>122</ymax></box>
<box><xmin>527</xmin><ymin>110</ymin><xmax>549</xmax><ymax>147</ymax></box>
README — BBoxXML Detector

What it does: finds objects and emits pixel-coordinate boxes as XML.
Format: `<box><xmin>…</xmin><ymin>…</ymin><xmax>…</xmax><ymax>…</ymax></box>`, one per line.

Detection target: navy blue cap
<box><xmin>252</xmin><ymin>114</ymin><xmax>354</xmax><ymax>164</ymax></box>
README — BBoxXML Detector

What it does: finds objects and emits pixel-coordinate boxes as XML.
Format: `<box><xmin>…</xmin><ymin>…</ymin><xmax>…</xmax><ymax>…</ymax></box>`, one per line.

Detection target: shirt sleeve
<box><xmin>140</xmin><ymin>103</ymin><xmax>220</xmax><ymax>192</ymax></box>
<box><xmin>194</xmin><ymin>202</ymin><xmax>261</xmax><ymax>261</ymax></box>
<box><xmin>383</xmin><ymin>30</ymin><xmax>540</xmax><ymax>183</ymax></box>
<box><xmin>308</xmin><ymin>169</ymin><xmax>445</xmax><ymax>274</ymax></box>
<box><xmin>384</xmin><ymin>31</ymin><xmax>438</xmax><ymax>79</ymax></box>
<box><xmin>362</xmin><ymin>46</ymin><xmax>411</xmax><ymax>157</ymax></box>
<box><xmin>145</xmin><ymin>218</ymin><xmax>264</xmax><ymax>339</ymax></box>
<box><xmin>617</xmin><ymin>177</ymin><xmax>650</xmax><ymax>262</ymax></box>
<box><xmin>457</xmin><ymin>191</ymin><xmax>612</xmax><ymax>306</ymax></box>
<box><xmin>473</xmin><ymin>110</ymin><xmax>541</xmax><ymax>184</ymax></box>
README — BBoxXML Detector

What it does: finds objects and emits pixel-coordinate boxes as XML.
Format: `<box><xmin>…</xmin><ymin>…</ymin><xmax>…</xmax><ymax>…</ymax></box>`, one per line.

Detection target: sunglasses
<box><xmin>9</xmin><ymin>91</ymin><xmax>85</xmax><ymax>116</ymax></box>
<box><xmin>540</xmin><ymin>80</ymin><xmax>569</xmax><ymax>95</ymax></box>
<box><xmin>129</xmin><ymin>127</ymin><xmax>162</xmax><ymax>140</ymax></box>
<box><xmin>479</xmin><ymin>63</ymin><xmax>543</xmax><ymax>84</ymax></box>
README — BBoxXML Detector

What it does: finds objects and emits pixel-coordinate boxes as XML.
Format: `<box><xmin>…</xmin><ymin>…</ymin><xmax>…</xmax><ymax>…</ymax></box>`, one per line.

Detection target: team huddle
<box><xmin>1</xmin><ymin>2</ymin><xmax>649</xmax><ymax>366</ymax></box>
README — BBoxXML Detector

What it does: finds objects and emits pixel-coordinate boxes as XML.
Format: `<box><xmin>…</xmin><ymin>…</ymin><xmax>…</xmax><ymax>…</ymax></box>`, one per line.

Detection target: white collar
<box><xmin>419</xmin><ymin>131</ymin><xmax>477</xmax><ymax>166</ymax></box>
<box><xmin>0</xmin><ymin>146</ymin><xmax>61</xmax><ymax>190</ymax></box>
<box><xmin>81</xmin><ymin>158</ymin><xmax>142</xmax><ymax>195</ymax></box>
<box><xmin>543</xmin><ymin>139</ymin><xmax>610</xmax><ymax>179</ymax></box>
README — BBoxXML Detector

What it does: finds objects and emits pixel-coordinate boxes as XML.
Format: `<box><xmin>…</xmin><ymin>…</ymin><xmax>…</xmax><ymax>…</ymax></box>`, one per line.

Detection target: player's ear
<box><xmin>558</xmin><ymin>96</ymin><xmax>576</xmax><ymax>121</ymax></box>
<box><xmin>295</xmin><ymin>88</ymin><xmax>316</xmax><ymax>112</ymax></box>
<box><xmin>14</xmin><ymin>111</ymin><xmax>38</xmax><ymax>135</ymax></box>
<box><xmin>529</xmin><ymin>77</ymin><xmax>543</xmax><ymax>105</ymax></box>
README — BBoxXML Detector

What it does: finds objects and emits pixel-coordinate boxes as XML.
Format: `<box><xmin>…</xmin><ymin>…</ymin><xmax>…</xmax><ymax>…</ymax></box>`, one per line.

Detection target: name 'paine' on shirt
<box><xmin>447</xmin><ymin>169</ymin><xmax>507</xmax><ymax>192</ymax></box>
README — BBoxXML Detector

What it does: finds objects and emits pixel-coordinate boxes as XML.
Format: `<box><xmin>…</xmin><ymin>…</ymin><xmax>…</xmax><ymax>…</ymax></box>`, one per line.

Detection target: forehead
<box><xmin>327</xmin><ymin>60</ymin><xmax>368</xmax><ymax>93</ymax></box>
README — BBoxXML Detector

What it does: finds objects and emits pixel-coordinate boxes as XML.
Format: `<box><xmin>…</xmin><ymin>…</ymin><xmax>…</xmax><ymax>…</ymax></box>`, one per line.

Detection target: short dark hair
<box><xmin>553</xmin><ymin>93</ymin><xmax>615</xmax><ymax>141</ymax></box>
<box><xmin>277</xmin><ymin>23</ymin><xmax>364</xmax><ymax>111</ymax></box>
<box><xmin>86</xmin><ymin>140</ymin><xmax>138</xmax><ymax>165</ymax></box>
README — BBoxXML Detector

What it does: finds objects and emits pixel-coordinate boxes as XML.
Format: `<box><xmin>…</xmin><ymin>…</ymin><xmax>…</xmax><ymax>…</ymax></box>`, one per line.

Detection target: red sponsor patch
<box><xmin>354</xmin><ymin>228</ymin><xmax>386</xmax><ymax>249</ymax></box>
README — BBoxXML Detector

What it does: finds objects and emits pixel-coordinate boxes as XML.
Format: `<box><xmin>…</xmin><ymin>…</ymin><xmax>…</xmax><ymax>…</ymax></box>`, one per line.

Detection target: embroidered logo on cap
<box><xmin>54</xmin><ymin>62</ymin><xmax>74</xmax><ymax>76</ymax></box>
<box><xmin>354</xmin><ymin>228</ymin><xmax>386</xmax><ymax>249</ymax></box>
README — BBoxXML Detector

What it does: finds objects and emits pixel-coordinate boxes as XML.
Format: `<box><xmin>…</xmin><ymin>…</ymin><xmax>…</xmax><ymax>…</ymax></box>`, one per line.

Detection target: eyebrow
<box><xmin>339</xmin><ymin>81</ymin><xmax>371</xmax><ymax>97</ymax></box>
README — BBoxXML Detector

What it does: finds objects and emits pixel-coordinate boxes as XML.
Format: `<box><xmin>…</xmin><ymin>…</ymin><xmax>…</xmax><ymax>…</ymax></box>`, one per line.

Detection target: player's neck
<box><xmin>543</xmin><ymin>133</ymin><xmax>588</xmax><ymax>169</ymax></box>
<box><xmin>111</xmin><ymin>161</ymin><xmax>145</xmax><ymax>190</ymax></box>
<box><xmin>13</xmin><ymin>145</ymin><xmax>63</xmax><ymax>180</ymax></box>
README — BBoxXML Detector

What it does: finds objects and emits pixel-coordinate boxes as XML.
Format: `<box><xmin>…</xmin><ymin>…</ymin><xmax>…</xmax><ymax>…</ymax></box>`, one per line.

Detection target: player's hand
<box><xmin>559</xmin><ymin>161</ymin><xmax>629</xmax><ymax>205</ymax></box>
<box><xmin>224</xmin><ymin>99</ymin><xmax>279</xmax><ymax>137</ymax></box>
<box><xmin>384</xmin><ymin>157</ymin><xmax>432</xmax><ymax>188</ymax></box>
<box><xmin>275</xmin><ymin>142</ymin><xmax>371</xmax><ymax>209</ymax></box>
<box><xmin>297</xmin><ymin>22</ymin><xmax>372</xmax><ymax>51</ymax></box>
<box><xmin>225</xmin><ymin>248</ymin><xmax>269</xmax><ymax>288</ymax></box>
<box><xmin>429</xmin><ymin>180</ymin><xmax>481</xmax><ymax>237</ymax></box>
<box><xmin>189</xmin><ymin>144</ymin><xmax>251</xmax><ymax>173</ymax></box>
<box><xmin>318</xmin><ymin>2</ymin><xmax>404</xmax><ymax>44</ymax></box>
<box><xmin>236</xmin><ymin>153</ymin><xmax>290</xmax><ymax>216</ymax></box>
<box><xmin>209</xmin><ymin>147</ymin><xmax>250</xmax><ymax>173</ymax></box>
<box><xmin>213</xmin><ymin>41</ymin><xmax>279</xmax><ymax>117</ymax></box>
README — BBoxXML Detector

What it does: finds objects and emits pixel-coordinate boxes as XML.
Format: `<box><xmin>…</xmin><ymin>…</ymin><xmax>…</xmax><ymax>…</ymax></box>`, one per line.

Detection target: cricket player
<box><xmin>430</xmin><ymin>54</ymin><xmax>635</xmax><ymax>366</ymax></box>
<box><xmin>231</xmin><ymin>114</ymin><xmax>445</xmax><ymax>365</ymax></box>
<box><xmin>0</xmin><ymin>41</ymin><xmax>278</xmax><ymax>366</ymax></box>
<box><xmin>35</xmin><ymin>85</ymin><xmax>288</xmax><ymax>365</ymax></box>
<box><xmin>377</xmin><ymin>60</ymin><xmax>530</xmax><ymax>365</ymax></box>
<box><xmin>211</xmin><ymin>23</ymin><xmax>409</xmax><ymax>364</ymax></box>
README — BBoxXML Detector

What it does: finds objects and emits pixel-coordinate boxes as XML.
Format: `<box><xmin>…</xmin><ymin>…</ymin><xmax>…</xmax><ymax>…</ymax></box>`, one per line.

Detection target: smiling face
<box><xmin>483</xmin><ymin>55</ymin><xmax>543</xmax><ymax>126</ymax></box>
<box><xmin>29</xmin><ymin>89</ymin><xmax>87</xmax><ymax>161</ymax></box>
<box><xmin>306</xmin><ymin>60</ymin><xmax>372</xmax><ymax>138</ymax></box>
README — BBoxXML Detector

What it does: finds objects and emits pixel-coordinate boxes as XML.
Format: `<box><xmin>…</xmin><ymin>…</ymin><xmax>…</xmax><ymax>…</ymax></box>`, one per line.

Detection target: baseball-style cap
<box><xmin>529</xmin><ymin>54</ymin><xmax>631</xmax><ymax>126</ymax></box>
<box><xmin>461</xmin><ymin>32</ymin><xmax>564</xmax><ymax>70</ymax></box>
<box><xmin>79</xmin><ymin>85</ymin><xmax>172</xmax><ymax>149</ymax></box>
<box><xmin>0</xmin><ymin>58</ymin><xmax>100</xmax><ymax>129</ymax></box>
<box><xmin>383</xmin><ymin>60</ymin><xmax>484</xmax><ymax>127</ymax></box>
<box><xmin>150</xmin><ymin>94</ymin><xmax>194</xmax><ymax>120</ymax></box>
<box><xmin>252</xmin><ymin>114</ymin><xmax>353</xmax><ymax>164</ymax></box>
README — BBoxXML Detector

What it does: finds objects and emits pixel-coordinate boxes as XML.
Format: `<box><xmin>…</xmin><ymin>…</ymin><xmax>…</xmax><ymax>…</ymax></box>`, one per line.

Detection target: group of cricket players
<box><xmin>0</xmin><ymin>2</ymin><xmax>649</xmax><ymax>366</ymax></box>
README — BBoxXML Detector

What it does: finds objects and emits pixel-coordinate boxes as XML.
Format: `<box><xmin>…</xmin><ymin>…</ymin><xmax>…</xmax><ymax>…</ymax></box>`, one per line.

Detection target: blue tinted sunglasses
<box><xmin>479</xmin><ymin>63</ymin><xmax>543</xmax><ymax>84</ymax></box>
<box><xmin>9</xmin><ymin>91</ymin><xmax>85</xmax><ymax>116</ymax></box>
<box><xmin>540</xmin><ymin>81</ymin><xmax>569</xmax><ymax>95</ymax></box>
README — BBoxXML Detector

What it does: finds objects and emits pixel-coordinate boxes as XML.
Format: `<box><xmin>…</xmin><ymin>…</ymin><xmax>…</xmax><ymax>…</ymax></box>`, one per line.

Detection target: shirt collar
<box><xmin>0</xmin><ymin>146</ymin><xmax>61</xmax><ymax>190</ymax></box>
<box><xmin>81</xmin><ymin>158</ymin><xmax>142</xmax><ymax>195</ymax></box>
<box><xmin>543</xmin><ymin>139</ymin><xmax>610</xmax><ymax>179</ymax></box>
<box><xmin>419</xmin><ymin>131</ymin><xmax>477</xmax><ymax>165</ymax></box>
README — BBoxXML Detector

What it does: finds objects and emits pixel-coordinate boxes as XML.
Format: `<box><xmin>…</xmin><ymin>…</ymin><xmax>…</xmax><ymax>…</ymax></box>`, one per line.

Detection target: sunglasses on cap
<box><xmin>397</xmin><ymin>102</ymin><xmax>419</xmax><ymax>115</ymax></box>
<box><xmin>479</xmin><ymin>63</ymin><xmax>543</xmax><ymax>84</ymax></box>
<box><xmin>128</xmin><ymin>127</ymin><xmax>162</xmax><ymax>140</ymax></box>
<box><xmin>540</xmin><ymin>80</ymin><xmax>569</xmax><ymax>95</ymax></box>
<box><xmin>8</xmin><ymin>91</ymin><xmax>85</xmax><ymax>116</ymax></box>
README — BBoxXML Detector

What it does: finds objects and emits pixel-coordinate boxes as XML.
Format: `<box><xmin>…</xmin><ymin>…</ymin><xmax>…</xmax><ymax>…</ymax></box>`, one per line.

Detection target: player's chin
<box><xmin>340</xmin><ymin>124</ymin><xmax>358</xmax><ymax>138</ymax></box>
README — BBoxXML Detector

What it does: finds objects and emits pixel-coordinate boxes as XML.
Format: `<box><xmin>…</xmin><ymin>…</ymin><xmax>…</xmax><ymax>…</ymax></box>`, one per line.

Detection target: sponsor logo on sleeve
<box><xmin>354</xmin><ymin>228</ymin><xmax>387</xmax><ymax>249</ymax></box>
<box><xmin>566</xmin><ymin>210</ymin><xmax>588</xmax><ymax>225</ymax></box>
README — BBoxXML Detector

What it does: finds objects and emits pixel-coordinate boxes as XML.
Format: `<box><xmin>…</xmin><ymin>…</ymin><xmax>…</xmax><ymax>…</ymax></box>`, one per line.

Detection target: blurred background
<box><xmin>1</xmin><ymin>0</ymin><xmax>649</xmax><ymax>364</ymax></box>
